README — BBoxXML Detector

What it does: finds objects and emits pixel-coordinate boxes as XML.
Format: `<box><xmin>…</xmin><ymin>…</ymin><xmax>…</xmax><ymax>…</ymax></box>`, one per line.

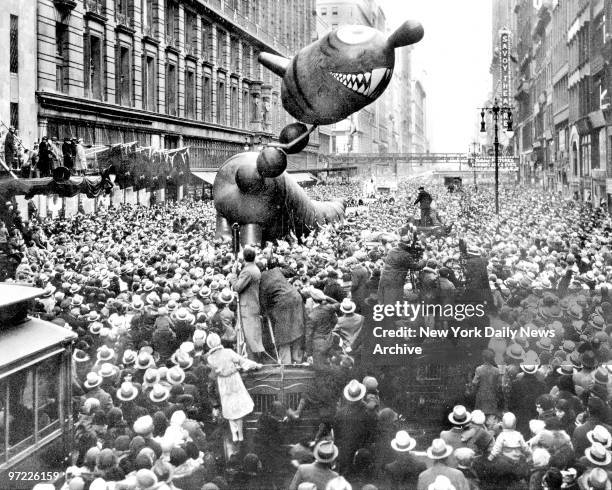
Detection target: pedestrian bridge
<box><xmin>321</xmin><ymin>152</ymin><xmax>518</xmax><ymax>170</ymax></box>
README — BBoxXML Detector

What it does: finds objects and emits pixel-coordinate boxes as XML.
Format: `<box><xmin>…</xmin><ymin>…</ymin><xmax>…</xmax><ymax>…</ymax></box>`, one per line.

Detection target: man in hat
<box><xmin>288</xmin><ymin>440</ymin><xmax>339</xmax><ymax>490</ymax></box>
<box><xmin>414</xmin><ymin>186</ymin><xmax>433</xmax><ymax>226</ymax></box>
<box><xmin>507</xmin><ymin>351</ymin><xmax>546</xmax><ymax>436</ymax></box>
<box><xmin>572</xmin><ymin>397</ymin><xmax>612</xmax><ymax>457</ymax></box>
<box><xmin>470</xmin><ymin>349</ymin><xmax>502</xmax><ymax>420</ymax></box>
<box><xmin>377</xmin><ymin>235</ymin><xmax>419</xmax><ymax>305</ymax></box>
<box><xmin>417</xmin><ymin>439</ymin><xmax>469</xmax><ymax>490</ymax></box>
<box><xmin>334</xmin><ymin>379</ymin><xmax>375</xmax><ymax>474</ymax></box>
<box><xmin>229</xmin><ymin>245</ymin><xmax>265</xmax><ymax>361</ymax></box>
<box><xmin>440</xmin><ymin>405</ymin><xmax>472</xmax><ymax>467</ymax></box>
<box><xmin>259</xmin><ymin>259</ymin><xmax>306</xmax><ymax>364</ymax></box>
<box><xmin>333</xmin><ymin>298</ymin><xmax>364</xmax><ymax>354</ymax></box>
<box><xmin>81</xmin><ymin>372</ymin><xmax>114</xmax><ymax>412</ymax></box>
<box><xmin>383</xmin><ymin>430</ymin><xmax>426</xmax><ymax>490</ymax></box>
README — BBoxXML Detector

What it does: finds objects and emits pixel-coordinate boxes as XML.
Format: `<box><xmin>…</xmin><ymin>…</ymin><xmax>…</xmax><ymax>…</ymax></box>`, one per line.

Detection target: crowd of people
<box><xmin>3</xmin><ymin>126</ymin><xmax>88</xmax><ymax>178</ymax></box>
<box><xmin>5</xmin><ymin>175</ymin><xmax>612</xmax><ymax>489</ymax></box>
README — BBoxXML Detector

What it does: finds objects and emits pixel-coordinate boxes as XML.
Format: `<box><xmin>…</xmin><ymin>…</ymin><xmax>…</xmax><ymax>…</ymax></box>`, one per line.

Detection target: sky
<box><xmin>379</xmin><ymin>0</ymin><xmax>493</xmax><ymax>153</ymax></box>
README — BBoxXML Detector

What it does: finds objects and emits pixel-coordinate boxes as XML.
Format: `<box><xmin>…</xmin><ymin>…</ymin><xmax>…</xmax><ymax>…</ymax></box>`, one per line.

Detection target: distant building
<box><xmin>315</xmin><ymin>0</ymin><xmax>414</xmax><ymax>154</ymax></box>
<box><xmin>411</xmin><ymin>78</ymin><xmax>427</xmax><ymax>153</ymax></box>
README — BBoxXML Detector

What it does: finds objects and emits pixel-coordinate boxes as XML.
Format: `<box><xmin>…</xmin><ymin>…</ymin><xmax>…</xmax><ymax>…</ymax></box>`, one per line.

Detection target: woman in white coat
<box><xmin>205</xmin><ymin>333</ymin><xmax>261</xmax><ymax>442</ymax></box>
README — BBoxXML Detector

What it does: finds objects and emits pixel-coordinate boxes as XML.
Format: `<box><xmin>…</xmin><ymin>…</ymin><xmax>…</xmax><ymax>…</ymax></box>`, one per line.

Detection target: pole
<box><xmin>493</xmin><ymin>104</ymin><xmax>500</xmax><ymax>215</ymax></box>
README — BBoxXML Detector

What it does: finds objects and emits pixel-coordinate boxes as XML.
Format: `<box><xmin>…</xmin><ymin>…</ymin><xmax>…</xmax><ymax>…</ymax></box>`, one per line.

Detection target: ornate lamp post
<box><xmin>480</xmin><ymin>98</ymin><xmax>513</xmax><ymax>214</ymax></box>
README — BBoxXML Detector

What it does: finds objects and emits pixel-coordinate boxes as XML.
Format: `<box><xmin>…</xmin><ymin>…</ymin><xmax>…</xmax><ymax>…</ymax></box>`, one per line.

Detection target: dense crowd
<box><xmin>5</xmin><ymin>176</ymin><xmax>612</xmax><ymax>489</ymax></box>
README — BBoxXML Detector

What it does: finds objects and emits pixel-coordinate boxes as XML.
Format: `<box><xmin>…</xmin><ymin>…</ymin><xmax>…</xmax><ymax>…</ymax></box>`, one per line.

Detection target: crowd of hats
<box><xmin>15</xmin><ymin>178</ymin><xmax>612</xmax><ymax>490</ymax></box>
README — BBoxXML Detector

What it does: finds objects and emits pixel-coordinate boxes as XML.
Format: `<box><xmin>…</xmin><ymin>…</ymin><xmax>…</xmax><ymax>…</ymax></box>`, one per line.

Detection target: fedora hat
<box><xmin>556</xmin><ymin>360</ymin><xmax>576</xmax><ymax>376</ymax></box>
<box><xmin>41</xmin><ymin>284</ymin><xmax>56</xmax><ymax>298</ymax></box>
<box><xmin>199</xmin><ymin>285</ymin><xmax>211</xmax><ymax>298</ymax></box>
<box><xmin>99</xmin><ymin>362</ymin><xmax>119</xmax><ymax>379</ymax></box>
<box><xmin>149</xmin><ymin>383</ymin><xmax>170</xmax><ymax>403</ymax></box>
<box><xmin>97</xmin><ymin>345</ymin><xmax>115</xmax><ymax>362</ymax></box>
<box><xmin>206</xmin><ymin>332</ymin><xmax>222</xmax><ymax>350</ymax></box>
<box><xmin>588</xmin><ymin>425</ymin><xmax>612</xmax><ymax>449</ymax></box>
<box><xmin>135</xmin><ymin>352</ymin><xmax>155</xmax><ymax>370</ymax></box>
<box><xmin>520</xmin><ymin>351</ymin><xmax>540</xmax><ymax>374</ymax></box>
<box><xmin>71</xmin><ymin>294</ymin><xmax>84</xmax><ymax>306</ymax></box>
<box><xmin>132</xmin><ymin>297</ymin><xmax>144</xmax><ymax>310</ymax></box>
<box><xmin>505</xmin><ymin>343</ymin><xmax>525</xmax><ymax>360</ymax></box>
<box><xmin>86</xmin><ymin>311</ymin><xmax>100</xmax><ymax>322</ymax></box>
<box><xmin>89</xmin><ymin>321</ymin><xmax>103</xmax><ymax>335</ymax></box>
<box><xmin>585</xmin><ymin>442</ymin><xmax>612</xmax><ymax>466</ymax></box>
<box><xmin>72</xmin><ymin>349</ymin><xmax>90</xmax><ymax>364</ymax></box>
<box><xmin>217</xmin><ymin>288</ymin><xmax>235</xmax><ymax>304</ymax></box>
<box><xmin>594</xmin><ymin>367</ymin><xmax>610</xmax><ymax>386</ymax></box>
<box><xmin>143</xmin><ymin>368</ymin><xmax>160</xmax><ymax>386</ymax></box>
<box><xmin>166</xmin><ymin>366</ymin><xmax>186</xmax><ymax>385</ymax></box>
<box><xmin>122</xmin><ymin>349</ymin><xmax>137</xmax><ymax>366</ymax></box>
<box><xmin>448</xmin><ymin>405</ymin><xmax>471</xmax><ymax>426</ymax></box>
<box><xmin>116</xmin><ymin>381</ymin><xmax>139</xmax><ymax>402</ymax></box>
<box><xmin>83</xmin><ymin>372</ymin><xmax>102</xmax><ymax>389</ymax></box>
<box><xmin>561</xmin><ymin>340</ymin><xmax>576</xmax><ymax>354</ymax></box>
<box><xmin>189</xmin><ymin>299</ymin><xmax>204</xmax><ymax>313</ymax></box>
<box><xmin>69</xmin><ymin>283</ymin><xmax>81</xmax><ymax>295</ymax></box>
<box><xmin>343</xmin><ymin>379</ymin><xmax>366</xmax><ymax>402</ymax></box>
<box><xmin>339</xmin><ymin>298</ymin><xmax>356</xmax><ymax>314</ymax></box>
<box><xmin>173</xmin><ymin>307</ymin><xmax>195</xmax><ymax>324</ymax></box>
<box><xmin>569</xmin><ymin>351</ymin><xmax>582</xmax><ymax>369</ymax></box>
<box><xmin>390</xmin><ymin>430</ymin><xmax>417</xmax><ymax>452</ymax></box>
<box><xmin>170</xmin><ymin>349</ymin><xmax>194</xmax><ymax>370</ymax></box>
<box><xmin>426</xmin><ymin>438</ymin><xmax>453</xmax><ymax>460</ymax></box>
<box><xmin>536</xmin><ymin>337</ymin><xmax>554</xmax><ymax>351</ymax></box>
<box><xmin>567</xmin><ymin>304</ymin><xmax>583</xmax><ymax>320</ymax></box>
<box><xmin>313</xmin><ymin>440</ymin><xmax>338</xmax><ymax>464</ymax></box>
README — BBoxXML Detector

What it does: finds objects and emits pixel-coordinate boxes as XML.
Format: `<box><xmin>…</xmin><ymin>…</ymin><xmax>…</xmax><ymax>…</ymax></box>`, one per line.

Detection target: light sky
<box><xmin>379</xmin><ymin>0</ymin><xmax>493</xmax><ymax>153</ymax></box>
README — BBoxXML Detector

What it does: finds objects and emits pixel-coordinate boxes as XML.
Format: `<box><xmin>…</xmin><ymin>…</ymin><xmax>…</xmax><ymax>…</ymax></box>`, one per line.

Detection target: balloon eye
<box><xmin>336</xmin><ymin>25</ymin><xmax>376</xmax><ymax>45</ymax></box>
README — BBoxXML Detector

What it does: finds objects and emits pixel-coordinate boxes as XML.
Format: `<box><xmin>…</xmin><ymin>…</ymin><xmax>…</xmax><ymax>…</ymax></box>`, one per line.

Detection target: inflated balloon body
<box><xmin>213</xmin><ymin>20</ymin><xmax>424</xmax><ymax>243</ymax></box>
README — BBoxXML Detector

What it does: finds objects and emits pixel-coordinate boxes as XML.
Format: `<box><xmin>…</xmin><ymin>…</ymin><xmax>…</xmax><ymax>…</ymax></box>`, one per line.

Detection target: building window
<box><xmin>320</xmin><ymin>7</ymin><xmax>326</xmax><ymax>15</ymax></box>
<box><xmin>84</xmin><ymin>33</ymin><xmax>103</xmax><ymax>100</ymax></box>
<box><xmin>242</xmin><ymin>87</ymin><xmax>249</xmax><ymax>128</ymax></box>
<box><xmin>217</xmin><ymin>77</ymin><xmax>226</xmax><ymax>124</ymax></box>
<box><xmin>117</xmin><ymin>45</ymin><xmax>132</xmax><ymax>106</ymax></box>
<box><xmin>202</xmin><ymin>21</ymin><xmax>212</xmax><ymax>61</ymax></box>
<box><xmin>332</xmin><ymin>6</ymin><xmax>338</xmax><ymax>15</ymax></box>
<box><xmin>241</xmin><ymin>42</ymin><xmax>250</xmax><ymax>78</ymax></box>
<box><xmin>216</xmin><ymin>29</ymin><xmax>227</xmax><ymax>67</ymax></box>
<box><xmin>10</xmin><ymin>103</ymin><xmax>18</xmax><ymax>130</ymax></box>
<box><xmin>165</xmin><ymin>0</ymin><xmax>179</xmax><ymax>44</ymax></box>
<box><xmin>230</xmin><ymin>37</ymin><xmax>239</xmax><ymax>73</ymax></box>
<box><xmin>203</xmin><ymin>72</ymin><xmax>212</xmax><ymax>121</ymax></box>
<box><xmin>143</xmin><ymin>54</ymin><xmax>156</xmax><ymax>111</ymax></box>
<box><xmin>10</xmin><ymin>15</ymin><xmax>18</xmax><ymax>74</ymax></box>
<box><xmin>166</xmin><ymin>62</ymin><xmax>177</xmax><ymax>115</ymax></box>
<box><xmin>230</xmin><ymin>83</ymin><xmax>238</xmax><ymax>126</ymax></box>
<box><xmin>55</xmin><ymin>23</ymin><xmax>69</xmax><ymax>93</ymax></box>
<box><xmin>250</xmin><ymin>91</ymin><xmax>259</xmax><ymax>121</ymax></box>
<box><xmin>331</xmin><ymin>23</ymin><xmax>338</xmax><ymax>29</ymax></box>
<box><xmin>185</xmin><ymin>9</ymin><xmax>197</xmax><ymax>54</ymax></box>
<box><xmin>185</xmin><ymin>69</ymin><xmax>195</xmax><ymax>119</ymax></box>
<box><xmin>143</xmin><ymin>0</ymin><xmax>155</xmax><ymax>33</ymax></box>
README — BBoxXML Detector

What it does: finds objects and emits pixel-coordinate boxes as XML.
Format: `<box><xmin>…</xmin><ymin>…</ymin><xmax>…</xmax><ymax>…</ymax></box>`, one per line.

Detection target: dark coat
<box><xmin>260</xmin><ymin>268</ymin><xmax>304</xmax><ymax>345</ymax></box>
<box><xmin>351</xmin><ymin>264</ymin><xmax>370</xmax><ymax>312</ymax></box>
<box><xmin>289</xmin><ymin>462</ymin><xmax>338</xmax><ymax>490</ymax></box>
<box><xmin>378</xmin><ymin>245</ymin><xmax>415</xmax><ymax>305</ymax></box>
<box><xmin>231</xmin><ymin>262</ymin><xmax>264</xmax><ymax>354</ymax></box>
<box><xmin>508</xmin><ymin>373</ymin><xmax>547</xmax><ymax>435</ymax></box>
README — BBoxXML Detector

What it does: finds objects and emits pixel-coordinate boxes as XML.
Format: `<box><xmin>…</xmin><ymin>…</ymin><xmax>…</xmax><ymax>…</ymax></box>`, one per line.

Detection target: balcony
<box><xmin>115</xmin><ymin>12</ymin><xmax>134</xmax><ymax>33</ymax></box>
<box><xmin>53</xmin><ymin>0</ymin><xmax>77</xmax><ymax>12</ymax></box>
<box><xmin>84</xmin><ymin>0</ymin><xmax>105</xmax><ymax>21</ymax></box>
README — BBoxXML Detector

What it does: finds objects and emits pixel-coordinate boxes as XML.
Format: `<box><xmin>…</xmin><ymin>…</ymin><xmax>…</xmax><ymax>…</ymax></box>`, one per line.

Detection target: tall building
<box><xmin>0</xmin><ymin>2</ymin><xmax>38</xmax><ymax>150</ymax></box>
<box><xmin>411</xmin><ymin>78</ymin><xmax>427</xmax><ymax>153</ymax></box>
<box><xmin>35</xmin><ymin>0</ymin><xmax>319</xmax><ymax>171</ymax></box>
<box><xmin>503</xmin><ymin>0</ymin><xmax>611</xmax><ymax>205</ymax></box>
<box><xmin>315</xmin><ymin>0</ymin><xmax>412</xmax><ymax>153</ymax></box>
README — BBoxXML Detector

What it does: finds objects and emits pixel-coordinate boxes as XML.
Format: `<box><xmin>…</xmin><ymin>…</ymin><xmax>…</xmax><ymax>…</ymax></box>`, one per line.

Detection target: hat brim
<box><xmin>585</xmin><ymin>450</ymin><xmax>612</xmax><ymax>466</ymax></box>
<box><xmin>426</xmin><ymin>445</ymin><xmax>453</xmax><ymax>460</ymax></box>
<box><xmin>448</xmin><ymin>413</ymin><xmax>472</xmax><ymax>425</ymax></box>
<box><xmin>520</xmin><ymin>364</ymin><xmax>540</xmax><ymax>374</ymax></box>
<box><xmin>587</xmin><ymin>431</ymin><xmax>612</xmax><ymax>448</ymax></box>
<box><xmin>84</xmin><ymin>379</ymin><xmax>102</xmax><ymax>389</ymax></box>
<box><xmin>391</xmin><ymin>438</ymin><xmax>416</xmax><ymax>452</ymax></box>
<box><xmin>343</xmin><ymin>384</ymin><xmax>366</xmax><ymax>402</ymax></box>
<box><xmin>314</xmin><ymin>445</ymin><xmax>339</xmax><ymax>463</ymax></box>
<box><xmin>340</xmin><ymin>305</ymin><xmax>356</xmax><ymax>314</ymax></box>
<box><xmin>556</xmin><ymin>367</ymin><xmax>575</xmax><ymax>376</ymax></box>
<box><xmin>150</xmin><ymin>391</ymin><xmax>169</xmax><ymax>403</ymax></box>
<box><xmin>117</xmin><ymin>388</ymin><xmax>139</xmax><ymax>402</ymax></box>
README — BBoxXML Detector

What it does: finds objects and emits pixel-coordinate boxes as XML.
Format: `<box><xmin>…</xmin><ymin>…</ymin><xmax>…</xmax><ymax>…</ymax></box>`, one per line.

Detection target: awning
<box><xmin>191</xmin><ymin>171</ymin><xmax>217</xmax><ymax>185</ymax></box>
<box><xmin>289</xmin><ymin>172</ymin><xmax>318</xmax><ymax>184</ymax></box>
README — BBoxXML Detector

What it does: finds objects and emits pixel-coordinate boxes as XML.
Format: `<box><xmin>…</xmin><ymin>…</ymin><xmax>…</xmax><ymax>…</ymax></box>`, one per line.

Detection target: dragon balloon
<box><xmin>213</xmin><ymin>20</ymin><xmax>424</xmax><ymax>244</ymax></box>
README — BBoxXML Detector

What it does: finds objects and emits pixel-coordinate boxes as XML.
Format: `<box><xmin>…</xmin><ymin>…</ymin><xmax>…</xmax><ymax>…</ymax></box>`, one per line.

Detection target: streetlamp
<box><xmin>479</xmin><ymin>98</ymin><xmax>513</xmax><ymax>214</ymax></box>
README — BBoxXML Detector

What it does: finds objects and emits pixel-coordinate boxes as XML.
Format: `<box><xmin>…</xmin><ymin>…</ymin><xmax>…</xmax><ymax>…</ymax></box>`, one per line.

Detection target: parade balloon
<box><xmin>235</xmin><ymin>159</ymin><xmax>265</xmax><ymax>193</ymax></box>
<box><xmin>259</xmin><ymin>20</ymin><xmax>424</xmax><ymax>125</ymax></box>
<box><xmin>279</xmin><ymin>123</ymin><xmax>310</xmax><ymax>154</ymax></box>
<box><xmin>256</xmin><ymin>147</ymin><xmax>287</xmax><ymax>178</ymax></box>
